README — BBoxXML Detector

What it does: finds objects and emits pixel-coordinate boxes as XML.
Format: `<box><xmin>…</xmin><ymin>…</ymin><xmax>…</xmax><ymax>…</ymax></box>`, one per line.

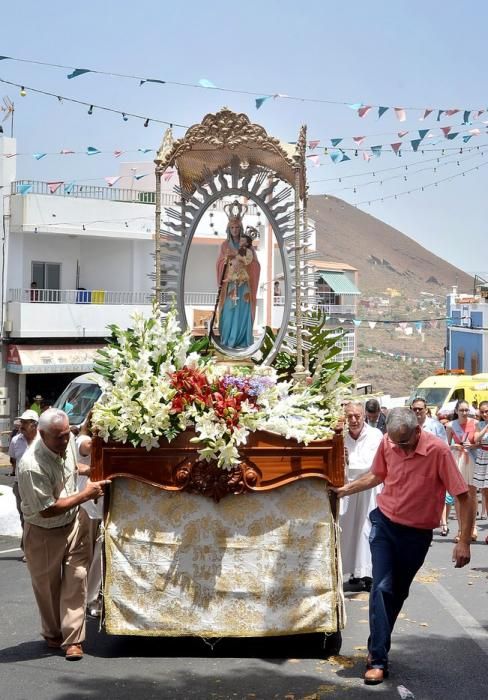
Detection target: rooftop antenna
<box><xmin>0</xmin><ymin>96</ymin><xmax>15</xmax><ymax>137</ymax></box>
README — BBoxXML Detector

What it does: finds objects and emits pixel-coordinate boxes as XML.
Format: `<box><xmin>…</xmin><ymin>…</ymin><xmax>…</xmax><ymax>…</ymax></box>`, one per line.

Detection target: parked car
<box><xmin>53</xmin><ymin>373</ymin><xmax>102</xmax><ymax>430</ymax></box>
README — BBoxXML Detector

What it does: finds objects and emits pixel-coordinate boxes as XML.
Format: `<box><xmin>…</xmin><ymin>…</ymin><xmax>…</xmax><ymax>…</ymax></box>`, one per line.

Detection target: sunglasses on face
<box><xmin>411</xmin><ymin>406</ymin><xmax>425</xmax><ymax>412</ymax></box>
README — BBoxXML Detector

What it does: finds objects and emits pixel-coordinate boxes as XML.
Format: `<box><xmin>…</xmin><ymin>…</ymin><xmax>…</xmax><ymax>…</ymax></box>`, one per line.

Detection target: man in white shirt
<box><xmin>340</xmin><ymin>401</ymin><xmax>383</xmax><ymax>590</ymax></box>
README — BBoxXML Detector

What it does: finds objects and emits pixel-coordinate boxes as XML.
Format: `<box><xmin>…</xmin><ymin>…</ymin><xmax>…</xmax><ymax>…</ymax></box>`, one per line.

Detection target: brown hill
<box><xmin>310</xmin><ymin>195</ymin><xmax>472</xmax><ymax>293</ymax></box>
<box><xmin>309</xmin><ymin>195</ymin><xmax>474</xmax><ymax>397</ymax></box>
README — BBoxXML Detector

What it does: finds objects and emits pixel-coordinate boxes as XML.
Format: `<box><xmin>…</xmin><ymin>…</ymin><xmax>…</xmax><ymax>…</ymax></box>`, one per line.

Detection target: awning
<box><xmin>315</xmin><ymin>271</ymin><xmax>361</xmax><ymax>295</ymax></box>
<box><xmin>6</xmin><ymin>344</ymin><xmax>103</xmax><ymax>374</ymax></box>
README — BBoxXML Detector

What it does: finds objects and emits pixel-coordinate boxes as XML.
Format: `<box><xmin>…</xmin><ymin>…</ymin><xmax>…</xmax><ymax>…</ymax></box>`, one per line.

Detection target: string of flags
<box><xmin>0</xmin><ymin>146</ymin><xmax>157</xmax><ymax>160</ymax></box>
<box><xmin>15</xmin><ymin>169</ymin><xmax>175</xmax><ymax>195</ymax></box>
<box><xmin>1</xmin><ymin>54</ymin><xmax>488</xmax><ymax>120</ymax></box>
<box><xmin>362</xmin><ymin>347</ymin><xmax>442</xmax><ymax>366</ymax></box>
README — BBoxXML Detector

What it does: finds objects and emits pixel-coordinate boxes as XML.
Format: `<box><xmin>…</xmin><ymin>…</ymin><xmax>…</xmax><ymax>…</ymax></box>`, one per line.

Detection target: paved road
<box><xmin>1</xmin><ymin>463</ymin><xmax>487</xmax><ymax>699</ymax></box>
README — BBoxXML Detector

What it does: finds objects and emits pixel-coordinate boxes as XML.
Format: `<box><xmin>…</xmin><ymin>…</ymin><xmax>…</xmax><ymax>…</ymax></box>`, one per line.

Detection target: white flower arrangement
<box><xmin>91</xmin><ymin>306</ymin><xmax>342</xmax><ymax>469</ymax></box>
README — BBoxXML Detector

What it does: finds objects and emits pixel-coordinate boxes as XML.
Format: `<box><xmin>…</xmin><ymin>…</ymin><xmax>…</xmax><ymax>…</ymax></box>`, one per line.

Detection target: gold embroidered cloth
<box><xmin>104</xmin><ymin>478</ymin><xmax>345</xmax><ymax>637</ymax></box>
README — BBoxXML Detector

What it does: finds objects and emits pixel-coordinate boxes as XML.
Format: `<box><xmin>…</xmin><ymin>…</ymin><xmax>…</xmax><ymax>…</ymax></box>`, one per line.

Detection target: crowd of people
<box><xmin>336</xmin><ymin>396</ymin><xmax>488</xmax><ymax>684</ymax></box>
<box><xmin>5</xmin><ymin>393</ymin><xmax>487</xmax><ymax>682</ymax></box>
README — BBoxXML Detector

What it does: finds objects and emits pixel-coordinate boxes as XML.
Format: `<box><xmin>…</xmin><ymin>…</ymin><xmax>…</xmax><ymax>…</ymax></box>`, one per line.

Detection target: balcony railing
<box><xmin>9</xmin><ymin>288</ymin><xmax>154</xmax><ymax>304</ymax></box>
<box><xmin>11</xmin><ymin>180</ymin><xmax>259</xmax><ymax>212</ymax></box>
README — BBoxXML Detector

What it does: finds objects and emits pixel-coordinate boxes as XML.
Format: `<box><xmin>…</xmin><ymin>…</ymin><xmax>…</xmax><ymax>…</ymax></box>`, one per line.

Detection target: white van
<box><xmin>53</xmin><ymin>373</ymin><xmax>102</xmax><ymax>429</ymax></box>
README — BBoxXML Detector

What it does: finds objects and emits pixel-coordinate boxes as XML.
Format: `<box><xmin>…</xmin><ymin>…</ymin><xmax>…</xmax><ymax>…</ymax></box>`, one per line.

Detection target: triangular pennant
<box><xmin>145</xmin><ymin>78</ymin><xmax>166</xmax><ymax>85</ymax></box>
<box><xmin>67</xmin><ymin>68</ymin><xmax>91</xmax><ymax>79</ymax></box>
<box><xmin>60</xmin><ymin>149</ymin><xmax>75</xmax><ymax>155</ymax></box>
<box><xmin>329</xmin><ymin>150</ymin><xmax>342</xmax><ymax>164</ymax></box>
<box><xmin>399</xmin><ymin>322</ymin><xmax>408</xmax><ymax>329</ymax></box>
<box><xmin>398</xmin><ymin>131</ymin><xmax>409</xmax><ymax>138</ymax></box>
<box><xmin>436</xmin><ymin>110</ymin><xmax>444</xmax><ymax>121</ymax></box>
<box><xmin>378</xmin><ymin>106</ymin><xmax>389</xmax><ymax>118</ymax></box>
<box><xmin>138</xmin><ymin>148</ymin><xmax>152</xmax><ymax>154</ymax></box>
<box><xmin>330</xmin><ymin>138</ymin><xmax>343</xmax><ymax>147</ymax></box>
<box><xmin>33</xmin><ymin>153</ymin><xmax>47</xmax><ymax>160</ymax></box>
<box><xmin>421</xmin><ymin>109</ymin><xmax>433</xmax><ymax>120</ymax></box>
<box><xmin>463</xmin><ymin>110</ymin><xmax>471</xmax><ymax>125</ymax></box>
<box><xmin>363</xmin><ymin>152</ymin><xmax>371</xmax><ymax>161</ymax></box>
<box><xmin>462</xmin><ymin>135</ymin><xmax>473</xmax><ymax>143</ymax></box>
<box><xmin>113</xmin><ymin>150</ymin><xmax>123</xmax><ymax>158</ymax></box>
<box><xmin>391</xmin><ymin>142</ymin><xmax>402</xmax><ymax>155</ymax></box>
<box><xmin>341</xmin><ymin>153</ymin><xmax>351</xmax><ymax>162</ymax></box>
<box><xmin>134</xmin><ymin>173</ymin><xmax>148</xmax><ymax>180</ymax></box>
<box><xmin>371</xmin><ymin>145</ymin><xmax>382</xmax><ymax>158</ymax></box>
<box><xmin>255</xmin><ymin>96</ymin><xmax>271</xmax><ymax>109</ymax></box>
<box><xmin>64</xmin><ymin>182</ymin><xmax>75</xmax><ymax>194</ymax></box>
<box><xmin>353</xmin><ymin>136</ymin><xmax>366</xmax><ymax>145</ymax></box>
<box><xmin>357</xmin><ymin>105</ymin><xmax>372</xmax><ymax>118</ymax></box>
<box><xmin>445</xmin><ymin>132</ymin><xmax>459</xmax><ymax>140</ymax></box>
<box><xmin>474</xmin><ymin>110</ymin><xmax>485</xmax><ymax>119</ymax></box>
<box><xmin>163</xmin><ymin>169</ymin><xmax>175</xmax><ymax>181</ymax></box>
<box><xmin>468</xmin><ymin>128</ymin><xmax>481</xmax><ymax>135</ymax></box>
<box><xmin>348</xmin><ymin>103</ymin><xmax>363</xmax><ymax>110</ymax></box>
<box><xmin>86</xmin><ymin>146</ymin><xmax>101</xmax><ymax>155</ymax></box>
<box><xmin>47</xmin><ymin>181</ymin><xmax>63</xmax><ymax>194</ymax></box>
<box><xmin>105</xmin><ymin>176</ymin><xmax>121</xmax><ymax>187</ymax></box>
<box><xmin>418</xmin><ymin>129</ymin><xmax>429</xmax><ymax>140</ymax></box>
<box><xmin>445</xmin><ymin>109</ymin><xmax>460</xmax><ymax>116</ymax></box>
<box><xmin>308</xmin><ymin>140</ymin><xmax>320</xmax><ymax>149</ymax></box>
<box><xmin>199</xmin><ymin>78</ymin><xmax>216</xmax><ymax>88</ymax></box>
<box><xmin>394</xmin><ymin>107</ymin><xmax>406</xmax><ymax>122</ymax></box>
<box><xmin>17</xmin><ymin>183</ymin><xmax>33</xmax><ymax>194</ymax></box>
<box><xmin>410</xmin><ymin>139</ymin><xmax>421</xmax><ymax>151</ymax></box>
<box><xmin>368</xmin><ymin>321</ymin><xmax>376</xmax><ymax>329</ymax></box>
<box><xmin>441</xmin><ymin>126</ymin><xmax>452</xmax><ymax>137</ymax></box>
<box><xmin>306</xmin><ymin>154</ymin><xmax>320</xmax><ymax>166</ymax></box>
<box><xmin>353</xmin><ymin>319</ymin><xmax>362</xmax><ymax>327</ymax></box>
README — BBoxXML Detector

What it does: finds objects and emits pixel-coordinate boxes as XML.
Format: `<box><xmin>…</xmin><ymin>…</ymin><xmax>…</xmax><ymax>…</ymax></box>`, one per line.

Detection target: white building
<box><xmin>0</xmin><ymin>136</ymin><xmax>360</xmax><ymax>423</ymax></box>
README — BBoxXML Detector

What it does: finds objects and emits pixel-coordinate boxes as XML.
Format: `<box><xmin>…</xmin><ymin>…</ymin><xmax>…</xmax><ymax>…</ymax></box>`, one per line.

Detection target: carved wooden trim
<box><xmin>91</xmin><ymin>430</ymin><xmax>345</xmax><ymax>499</ymax></box>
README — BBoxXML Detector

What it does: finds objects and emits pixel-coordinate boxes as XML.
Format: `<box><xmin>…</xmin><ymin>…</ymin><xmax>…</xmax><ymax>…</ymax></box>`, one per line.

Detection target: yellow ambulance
<box><xmin>410</xmin><ymin>371</ymin><xmax>488</xmax><ymax>414</ymax></box>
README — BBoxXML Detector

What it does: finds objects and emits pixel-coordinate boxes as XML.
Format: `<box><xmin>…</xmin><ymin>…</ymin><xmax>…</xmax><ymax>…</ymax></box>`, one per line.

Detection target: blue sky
<box><xmin>1</xmin><ymin>0</ymin><xmax>487</xmax><ymax>279</ymax></box>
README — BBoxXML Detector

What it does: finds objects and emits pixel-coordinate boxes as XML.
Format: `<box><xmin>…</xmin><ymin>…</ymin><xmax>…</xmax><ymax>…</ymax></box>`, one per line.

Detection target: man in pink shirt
<box><xmin>331</xmin><ymin>407</ymin><xmax>472</xmax><ymax>685</ymax></box>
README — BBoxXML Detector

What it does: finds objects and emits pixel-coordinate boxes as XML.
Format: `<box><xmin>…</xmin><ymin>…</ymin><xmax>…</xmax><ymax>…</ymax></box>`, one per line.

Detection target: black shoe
<box><xmin>361</xmin><ymin>577</ymin><xmax>372</xmax><ymax>592</ymax></box>
<box><xmin>348</xmin><ymin>575</ymin><xmax>360</xmax><ymax>585</ymax></box>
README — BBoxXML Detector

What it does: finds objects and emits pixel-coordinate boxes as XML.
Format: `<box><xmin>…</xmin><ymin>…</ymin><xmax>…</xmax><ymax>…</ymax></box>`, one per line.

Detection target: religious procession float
<box><xmin>90</xmin><ymin>108</ymin><xmax>348</xmax><ymax>653</ymax></box>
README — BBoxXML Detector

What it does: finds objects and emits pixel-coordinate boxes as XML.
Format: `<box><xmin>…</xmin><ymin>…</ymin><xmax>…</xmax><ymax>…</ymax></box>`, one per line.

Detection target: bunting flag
<box><xmin>47</xmin><ymin>181</ymin><xmax>63</xmax><ymax>193</ymax></box>
<box><xmin>353</xmin><ymin>136</ymin><xmax>366</xmax><ymax>145</ymax></box>
<box><xmin>358</xmin><ymin>105</ymin><xmax>372</xmax><ymax>118</ymax></box>
<box><xmin>371</xmin><ymin>145</ymin><xmax>382</xmax><ymax>158</ymax></box>
<box><xmin>445</xmin><ymin>109</ymin><xmax>460</xmax><ymax>117</ymax></box>
<box><xmin>353</xmin><ymin>319</ymin><xmax>362</xmax><ymax>327</ymax></box>
<box><xmin>394</xmin><ymin>107</ymin><xmax>406</xmax><ymax>122</ymax></box>
<box><xmin>368</xmin><ymin>321</ymin><xmax>376</xmax><ymax>329</ymax></box>
<box><xmin>415</xmin><ymin>321</ymin><xmax>423</xmax><ymax>333</ymax></box>
<box><xmin>86</xmin><ymin>146</ymin><xmax>101</xmax><ymax>155</ymax></box>
<box><xmin>255</xmin><ymin>96</ymin><xmax>271</xmax><ymax>109</ymax></box>
<box><xmin>134</xmin><ymin>173</ymin><xmax>148</xmax><ymax>180</ymax></box>
<box><xmin>445</xmin><ymin>132</ymin><xmax>459</xmax><ymax>140</ymax></box>
<box><xmin>463</xmin><ymin>135</ymin><xmax>473</xmax><ymax>143</ymax></box>
<box><xmin>399</xmin><ymin>322</ymin><xmax>408</xmax><ymax>329</ymax></box>
<box><xmin>308</xmin><ymin>140</ymin><xmax>320</xmax><ymax>149</ymax></box>
<box><xmin>163</xmin><ymin>169</ymin><xmax>175</xmax><ymax>181</ymax></box>
<box><xmin>67</xmin><ymin>68</ymin><xmax>91</xmax><ymax>79</ymax></box>
<box><xmin>329</xmin><ymin>150</ymin><xmax>343</xmax><ymax>164</ymax></box>
<box><xmin>306</xmin><ymin>154</ymin><xmax>320</xmax><ymax>166</ymax></box>
<box><xmin>363</xmin><ymin>152</ymin><xmax>371</xmax><ymax>161</ymax></box>
<box><xmin>137</xmin><ymin>148</ymin><xmax>152</xmax><ymax>154</ymax></box>
<box><xmin>17</xmin><ymin>184</ymin><xmax>33</xmax><ymax>194</ymax></box>
<box><xmin>398</xmin><ymin>130</ymin><xmax>409</xmax><ymax>138</ymax></box>
<box><xmin>378</xmin><ymin>106</ymin><xmax>389</xmax><ymax>118</ymax></box>
<box><xmin>33</xmin><ymin>153</ymin><xmax>47</xmax><ymax>160</ymax></box>
<box><xmin>113</xmin><ymin>150</ymin><xmax>123</xmax><ymax>158</ymax></box>
<box><xmin>331</xmin><ymin>138</ymin><xmax>343</xmax><ymax>147</ymax></box>
<box><xmin>441</xmin><ymin>126</ymin><xmax>452</xmax><ymax>137</ymax></box>
<box><xmin>422</xmin><ymin>109</ymin><xmax>433</xmax><ymax>120</ymax></box>
<box><xmin>474</xmin><ymin>110</ymin><xmax>485</xmax><ymax>119</ymax></box>
<box><xmin>391</xmin><ymin>142</ymin><xmax>402</xmax><ymax>155</ymax></box>
<box><xmin>463</xmin><ymin>111</ymin><xmax>471</xmax><ymax>124</ymax></box>
<box><xmin>429</xmin><ymin>320</ymin><xmax>439</xmax><ymax>328</ymax></box>
<box><xmin>60</xmin><ymin>149</ymin><xmax>75</xmax><ymax>155</ymax></box>
<box><xmin>418</xmin><ymin>129</ymin><xmax>429</xmax><ymax>140</ymax></box>
<box><xmin>105</xmin><ymin>176</ymin><xmax>121</xmax><ymax>187</ymax></box>
<box><xmin>348</xmin><ymin>103</ymin><xmax>363</xmax><ymax>110</ymax></box>
<box><xmin>64</xmin><ymin>182</ymin><xmax>75</xmax><ymax>194</ymax></box>
<box><xmin>199</xmin><ymin>78</ymin><xmax>216</xmax><ymax>88</ymax></box>
<box><xmin>410</xmin><ymin>138</ymin><xmax>421</xmax><ymax>152</ymax></box>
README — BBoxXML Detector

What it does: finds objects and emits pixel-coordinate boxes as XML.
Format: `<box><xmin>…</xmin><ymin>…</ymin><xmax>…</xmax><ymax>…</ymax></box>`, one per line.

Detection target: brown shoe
<box><xmin>364</xmin><ymin>667</ymin><xmax>388</xmax><ymax>685</ymax></box>
<box><xmin>45</xmin><ymin>637</ymin><xmax>63</xmax><ymax>649</ymax></box>
<box><xmin>65</xmin><ymin>644</ymin><xmax>83</xmax><ymax>660</ymax></box>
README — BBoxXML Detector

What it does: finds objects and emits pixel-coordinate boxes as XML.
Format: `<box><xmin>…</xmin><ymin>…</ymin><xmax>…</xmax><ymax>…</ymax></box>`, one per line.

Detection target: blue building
<box><xmin>446</xmin><ymin>282</ymin><xmax>488</xmax><ymax>373</ymax></box>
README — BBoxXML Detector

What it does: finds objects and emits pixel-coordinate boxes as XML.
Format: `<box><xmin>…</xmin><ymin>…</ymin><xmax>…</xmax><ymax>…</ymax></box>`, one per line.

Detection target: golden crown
<box><xmin>224</xmin><ymin>199</ymin><xmax>248</xmax><ymax>221</ymax></box>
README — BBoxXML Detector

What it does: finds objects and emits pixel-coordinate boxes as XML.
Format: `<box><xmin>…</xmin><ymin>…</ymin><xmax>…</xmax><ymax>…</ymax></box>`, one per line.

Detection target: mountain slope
<box><xmin>309</xmin><ymin>195</ymin><xmax>472</xmax><ymax>293</ymax></box>
<box><xmin>309</xmin><ymin>195</ymin><xmax>473</xmax><ymax>396</ymax></box>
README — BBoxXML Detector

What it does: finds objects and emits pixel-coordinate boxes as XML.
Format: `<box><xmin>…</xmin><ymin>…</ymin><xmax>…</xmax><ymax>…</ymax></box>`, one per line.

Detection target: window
<box><xmin>457</xmin><ymin>350</ymin><xmax>465</xmax><ymax>370</ymax></box>
<box><xmin>471</xmin><ymin>352</ymin><xmax>479</xmax><ymax>375</ymax></box>
<box><xmin>31</xmin><ymin>262</ymin><xmax>61</xmax><ymax>302</ymax></box>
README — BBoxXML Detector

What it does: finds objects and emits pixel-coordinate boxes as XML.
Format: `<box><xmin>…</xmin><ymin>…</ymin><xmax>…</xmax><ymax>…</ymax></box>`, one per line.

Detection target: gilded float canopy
<box><xmin>155</xmin><ymin>107</ymin><xmax>306</xmax><ymax>197</ymax></box>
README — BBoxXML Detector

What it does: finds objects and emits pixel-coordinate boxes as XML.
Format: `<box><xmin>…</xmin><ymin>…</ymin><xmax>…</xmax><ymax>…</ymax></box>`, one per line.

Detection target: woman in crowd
<box><xmin>474</xmin><ymin>400</ymin><xmax>488</xmax><ymax>531</ymax></box>
<box><xmin>446</xmin><ymin>399</ymin><xmax>478</xmax><ymax>542</ymax></box>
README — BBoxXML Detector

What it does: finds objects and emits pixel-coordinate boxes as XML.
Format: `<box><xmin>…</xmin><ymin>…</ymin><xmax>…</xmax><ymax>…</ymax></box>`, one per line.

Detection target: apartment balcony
<box><xmin>6</xmin><ymin>288</ymin><xmax>155</xmax><ymax>339</ymax></box>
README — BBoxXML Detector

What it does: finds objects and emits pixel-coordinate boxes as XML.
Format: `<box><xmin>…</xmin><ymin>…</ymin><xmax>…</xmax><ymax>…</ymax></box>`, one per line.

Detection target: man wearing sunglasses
<box><xmin>410</xmin><ymin>397</ymin><xmax>447</xmax><ymax>442</ymax></box>
<box><xmin>331</xmin><ymin>407</ymin><xmax>472</xmax><ymax>685</ymax></box>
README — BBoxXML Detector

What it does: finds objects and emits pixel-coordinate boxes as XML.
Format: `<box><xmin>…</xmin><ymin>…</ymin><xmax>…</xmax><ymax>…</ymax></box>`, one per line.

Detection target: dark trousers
<box><xmin>368</xmin><ymin>507</ymin><xmax>432</xmax><ymax>668</ymax></box>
